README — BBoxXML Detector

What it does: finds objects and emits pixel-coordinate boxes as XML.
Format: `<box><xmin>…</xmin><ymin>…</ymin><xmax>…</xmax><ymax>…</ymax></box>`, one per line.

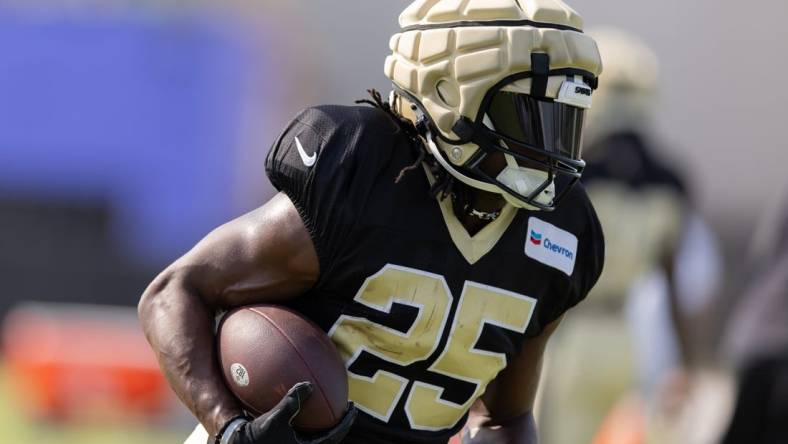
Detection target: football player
<box><xmin>138</xmin><ymin>1</ymin><xmax>604</xmax><ymax>443</ymax></box>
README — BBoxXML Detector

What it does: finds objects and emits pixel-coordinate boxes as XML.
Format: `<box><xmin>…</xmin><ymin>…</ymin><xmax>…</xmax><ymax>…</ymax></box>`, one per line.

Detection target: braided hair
<box><xmin>355</xmin><ymin>89</ymin><xmax>471</xmax><ymax>213</ymax></box>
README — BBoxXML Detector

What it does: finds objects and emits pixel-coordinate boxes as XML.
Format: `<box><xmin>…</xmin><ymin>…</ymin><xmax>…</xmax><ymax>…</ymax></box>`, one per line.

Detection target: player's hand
<box><xmin>221</xmin><ymin>382</ymin><xmax>357</xmax><ymax>444</ymax></box>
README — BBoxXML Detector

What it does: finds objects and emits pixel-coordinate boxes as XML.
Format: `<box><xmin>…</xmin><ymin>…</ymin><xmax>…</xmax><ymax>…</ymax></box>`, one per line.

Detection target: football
<box><xmin>217</xmin><ymin>304</ymin><xmax>348</xmax><ymax>432</ymax></box>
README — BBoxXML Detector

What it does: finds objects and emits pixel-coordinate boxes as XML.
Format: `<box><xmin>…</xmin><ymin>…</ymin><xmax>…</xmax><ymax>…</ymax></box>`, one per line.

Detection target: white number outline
<box><xmin>328</xmin><ymin>265</ymin><xmax>537</xmax><ymax>429</ymax></box>
<box><xmin>327</xmin><ymin>264</ymin><xmax>453</xmax><ymax>422</ymax></box>
<box><xmin>404</xmin><ymin>281</ymin><xmax>537</xmax><ymax>431</ymax></box>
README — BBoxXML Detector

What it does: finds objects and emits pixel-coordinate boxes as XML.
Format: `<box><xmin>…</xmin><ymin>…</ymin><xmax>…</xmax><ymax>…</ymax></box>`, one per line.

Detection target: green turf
<box><xmin>0</xmin><ymin>363</ymin><xmax>187</xmax><ymax>444</ymax></box>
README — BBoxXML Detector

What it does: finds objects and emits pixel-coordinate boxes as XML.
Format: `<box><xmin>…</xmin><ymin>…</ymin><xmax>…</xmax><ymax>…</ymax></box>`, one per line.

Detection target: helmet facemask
<box><xmin>404</xmin><ymin>71</ymin><xmax>594</xmax><ymax>211</ymax></box>
<box><xmin>449</xmin><ymin>71</ymin><xmax>594</xmax><ymax>210</ymax></box>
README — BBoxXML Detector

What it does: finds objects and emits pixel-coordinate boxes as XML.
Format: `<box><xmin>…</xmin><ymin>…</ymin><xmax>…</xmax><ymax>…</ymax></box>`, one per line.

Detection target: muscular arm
<box><xmin>460</xmin><ymin>317</ymin><xmax>563</xmax><ymax>444</ymax></box>
<box><xmin>138</xmin><ymin>193</ymin><xmax>319</xmax><ymax>436</ymax></box>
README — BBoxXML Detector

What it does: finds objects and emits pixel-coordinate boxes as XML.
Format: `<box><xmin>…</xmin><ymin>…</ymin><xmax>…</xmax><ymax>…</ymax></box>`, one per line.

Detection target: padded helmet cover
<box><xmin>384</xmin><ymin>0</ymin><xmax>603</xmax><ymax>166</ymax></box>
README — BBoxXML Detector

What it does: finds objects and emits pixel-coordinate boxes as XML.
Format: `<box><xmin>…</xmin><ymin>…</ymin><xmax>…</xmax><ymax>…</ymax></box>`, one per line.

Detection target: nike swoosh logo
<box><xmin>295</xmin><ymin>136</ymin><xmax>316</xmax><ymax>167</ymax></box>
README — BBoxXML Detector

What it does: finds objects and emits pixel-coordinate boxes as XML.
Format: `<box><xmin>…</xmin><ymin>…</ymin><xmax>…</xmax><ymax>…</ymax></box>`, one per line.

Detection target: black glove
<box><xmin>220</xmin><ymin>382</ymin><xmax>357</xmax><ymax>444</ymax></box>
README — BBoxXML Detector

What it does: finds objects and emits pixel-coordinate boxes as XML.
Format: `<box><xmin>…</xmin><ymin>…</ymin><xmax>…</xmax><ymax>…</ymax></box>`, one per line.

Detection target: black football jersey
<box><xmin>265</xmin><ymin>105</ymin><xmax>604</xmax><ymax>444</ymax></box>
<box><xmin>582</xmin><ymin>132</ymin><xmax>687</xmax><ymax>197</ymax></box>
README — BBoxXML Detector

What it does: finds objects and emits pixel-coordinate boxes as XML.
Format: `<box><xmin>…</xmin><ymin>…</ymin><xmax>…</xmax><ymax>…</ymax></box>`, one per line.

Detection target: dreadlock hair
<box><xmin>355</xmin><ymin>89</ymin><xmax>471</xmax><ymax>214</ymax></box>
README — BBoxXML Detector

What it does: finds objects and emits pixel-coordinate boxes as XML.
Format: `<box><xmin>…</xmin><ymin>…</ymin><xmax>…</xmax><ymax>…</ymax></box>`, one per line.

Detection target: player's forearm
<box><xmin>138</xmin><ymin>270</ymin><xmax>244</xmax><ymax>437</ymax></box>
<box><xmin>461</xmin><ymin>411</ymin><xmax>538</xmax><ymax>444</ymax></box>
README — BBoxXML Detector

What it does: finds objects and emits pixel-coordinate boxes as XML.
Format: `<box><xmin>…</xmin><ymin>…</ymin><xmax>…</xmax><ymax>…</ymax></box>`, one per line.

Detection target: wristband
<box><xmin>215</xmin><ymin>416</ymin><xmax>248</xmax><ymax>444</ymax></box>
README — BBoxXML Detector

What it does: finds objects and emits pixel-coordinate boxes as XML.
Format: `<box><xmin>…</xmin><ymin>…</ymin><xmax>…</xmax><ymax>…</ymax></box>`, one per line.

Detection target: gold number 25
<box><xmin>328</xmin><ymin>264</ymin><xmax>536</xmax><ymax>431</ymax></box>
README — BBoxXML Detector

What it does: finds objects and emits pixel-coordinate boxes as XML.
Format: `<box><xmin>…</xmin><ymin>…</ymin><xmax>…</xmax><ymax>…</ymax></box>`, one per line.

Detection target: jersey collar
<box><xmin>423</xmin><ymin>165</ymin><xmax>518</xmax><ymax>264</ymax></box>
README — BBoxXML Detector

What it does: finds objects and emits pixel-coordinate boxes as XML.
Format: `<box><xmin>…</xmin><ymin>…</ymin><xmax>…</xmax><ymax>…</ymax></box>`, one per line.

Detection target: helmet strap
<box><xmin>530</xmin><ymin>53</ymin><xmax>551</xmax><ymax>99</ymax></box>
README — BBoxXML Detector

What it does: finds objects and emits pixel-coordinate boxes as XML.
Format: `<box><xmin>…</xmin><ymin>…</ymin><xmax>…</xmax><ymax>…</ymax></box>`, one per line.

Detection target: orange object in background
<box><xmin>1</xmin><ymin>303</ymin><xmax>174</xmax><ymax>422</ymax></box>
<box><xmin>591</xmin><ymin>393</ymin><xmax>646</xmax><ymax>444</ymax></box>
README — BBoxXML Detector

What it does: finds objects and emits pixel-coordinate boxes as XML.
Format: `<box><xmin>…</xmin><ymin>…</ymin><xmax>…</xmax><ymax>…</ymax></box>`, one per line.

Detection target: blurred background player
<box><xmin>538</xmin><ymin>27</ymin><xmax>726</xmax><ymax>444</ymax></box>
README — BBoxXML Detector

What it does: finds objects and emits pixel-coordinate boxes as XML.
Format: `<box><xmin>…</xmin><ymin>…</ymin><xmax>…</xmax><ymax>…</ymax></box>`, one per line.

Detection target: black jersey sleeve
<box><xmin>575</xmin><ymin>196</ymin><xmax>606</xmax><ymax>306</ymax></box>
<box><xmin>265</xmin><ymin>105</ymin><xmax>401</xmax><ymax>277</ymax></box>
<box><xmin>544</xmin><ymin>187</ymin><xmax>606</xmax><ymax>326</ymax></box>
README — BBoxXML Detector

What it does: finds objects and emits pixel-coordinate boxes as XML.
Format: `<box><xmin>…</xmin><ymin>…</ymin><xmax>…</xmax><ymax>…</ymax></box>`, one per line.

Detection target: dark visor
<box><xmin>486</xmin><ymin>91</ymin><xmax>585</xmax><ymax>161</ymax></box>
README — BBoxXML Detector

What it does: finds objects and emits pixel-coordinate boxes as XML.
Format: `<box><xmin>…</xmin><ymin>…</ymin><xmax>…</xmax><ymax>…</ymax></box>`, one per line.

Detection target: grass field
<box><xmin>0</xmin><ymin>363</ymin><xmax>188</xmax><ymax>444</ymax></box>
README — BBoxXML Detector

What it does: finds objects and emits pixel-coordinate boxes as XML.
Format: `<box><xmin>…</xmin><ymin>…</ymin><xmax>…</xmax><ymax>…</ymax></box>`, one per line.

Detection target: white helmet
<box><xmin>584</xmin><ymin>27</ymin><xmax>660</xmax><ymax>146</ymax></box>
<box><xmin>385</xmin><ymin>0</ymin><xmax>603</xmax><ymax>210</ymax></box>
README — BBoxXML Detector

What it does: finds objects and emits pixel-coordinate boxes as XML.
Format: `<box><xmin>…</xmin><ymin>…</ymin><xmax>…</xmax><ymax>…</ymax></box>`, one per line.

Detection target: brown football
<box><xmin>217</xmin><ymin>304</ymin><xmax>348</xmax><ymax>432</ymax></box>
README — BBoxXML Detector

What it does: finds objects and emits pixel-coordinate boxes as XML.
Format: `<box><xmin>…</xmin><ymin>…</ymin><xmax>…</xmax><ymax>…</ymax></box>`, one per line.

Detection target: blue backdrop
<box><xmin>0</xmin><ymin>13</ymin><xmax>266</xmax><ymax>263</ymax></box>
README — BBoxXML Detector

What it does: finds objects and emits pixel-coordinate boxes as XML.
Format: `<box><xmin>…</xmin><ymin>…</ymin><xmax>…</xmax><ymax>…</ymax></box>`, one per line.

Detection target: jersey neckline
<box><xmin>422</xmin><ymin>165</ymin><xmax>518</xmax><ymax>264</ymax></box>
